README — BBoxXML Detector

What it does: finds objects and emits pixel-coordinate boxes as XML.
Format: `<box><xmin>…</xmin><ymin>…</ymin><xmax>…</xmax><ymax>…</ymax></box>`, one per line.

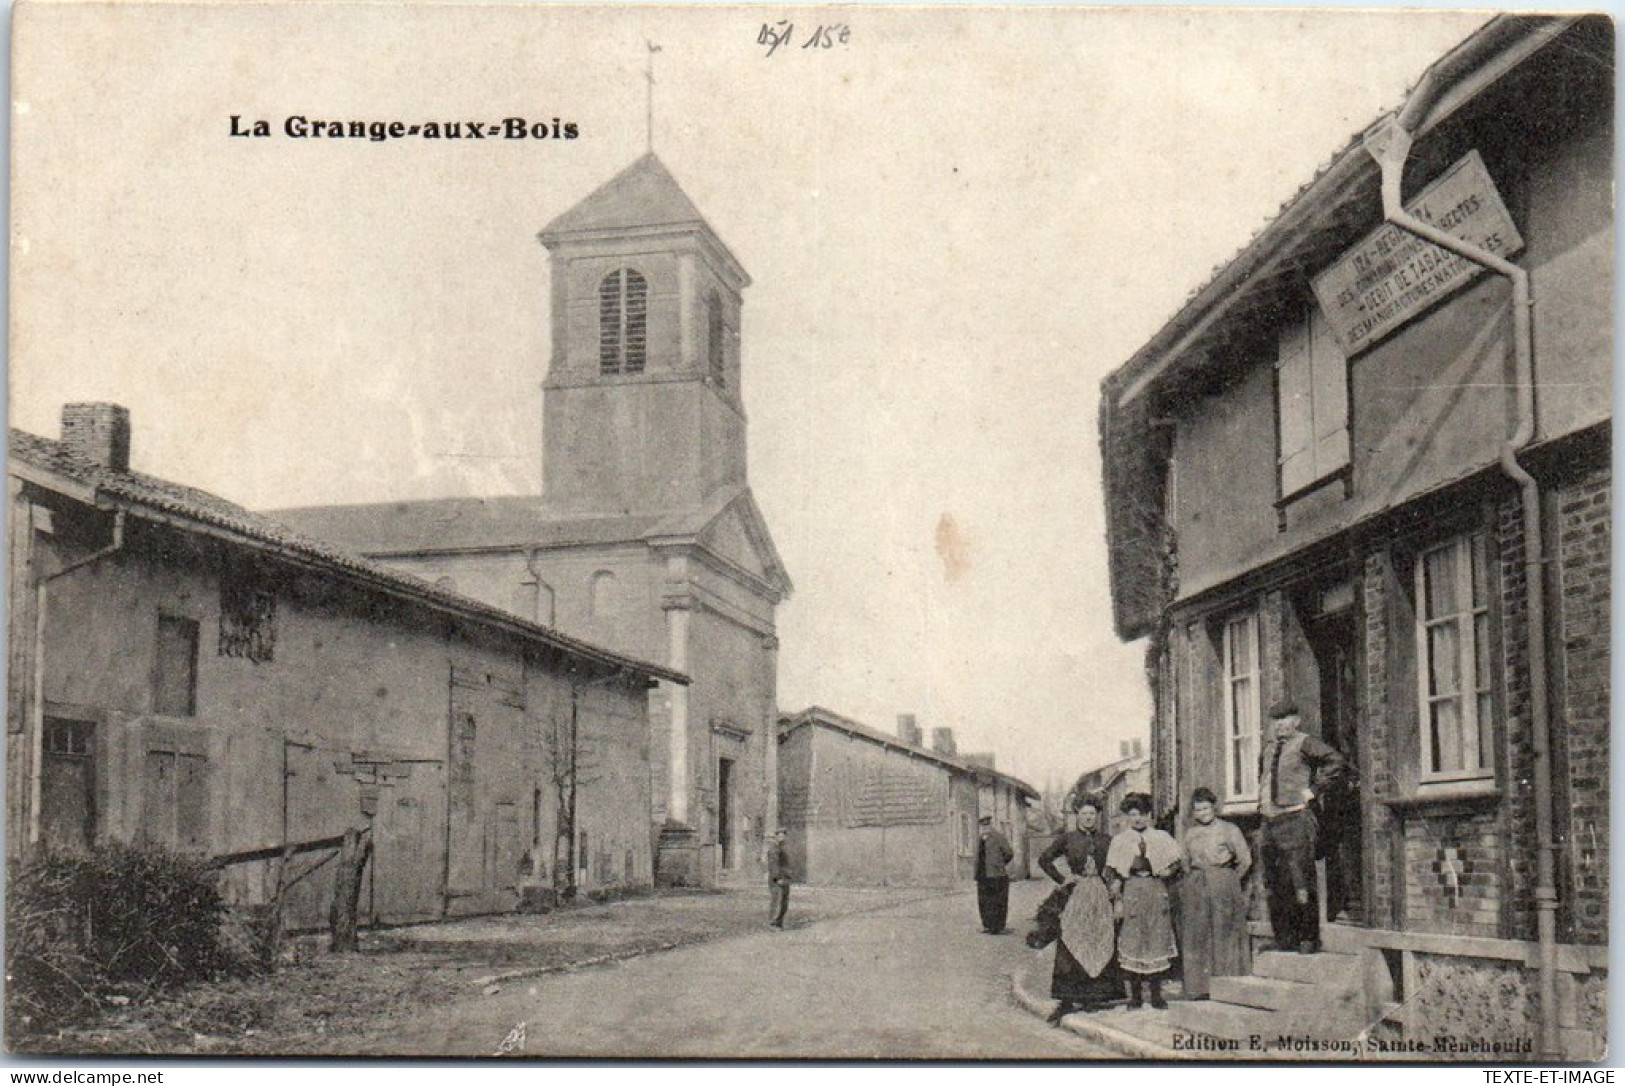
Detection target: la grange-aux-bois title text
<box><xmin>231</xmin><ymin>116</ymin><xmax>579</xmax><ymax>142</ymax></box>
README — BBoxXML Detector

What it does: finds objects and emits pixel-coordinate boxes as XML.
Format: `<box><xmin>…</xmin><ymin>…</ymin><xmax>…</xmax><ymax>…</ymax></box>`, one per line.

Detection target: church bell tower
<box><xmin>537</xmin><ymin>154</ymin><xmax>749</xmax><ymax>516</ymax></box>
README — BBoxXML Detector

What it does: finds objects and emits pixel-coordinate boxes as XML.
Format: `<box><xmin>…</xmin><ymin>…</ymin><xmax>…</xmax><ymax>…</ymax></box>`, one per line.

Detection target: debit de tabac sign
<box><xmin>1312</xmin><ymin>150</ymin><xmax>1523</xmax><ymax>356</ymax></box>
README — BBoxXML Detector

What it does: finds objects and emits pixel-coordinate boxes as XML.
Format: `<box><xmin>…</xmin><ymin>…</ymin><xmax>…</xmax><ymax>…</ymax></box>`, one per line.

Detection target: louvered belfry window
<box><xmin>599</xmin><ymin>269</ymin><xmax>648</xmax><ymax>375</ymax></box>
<box><xmin>707</xmin><ymin>291</ymin><xmax>727</xmax><ymax>389</ymax></box>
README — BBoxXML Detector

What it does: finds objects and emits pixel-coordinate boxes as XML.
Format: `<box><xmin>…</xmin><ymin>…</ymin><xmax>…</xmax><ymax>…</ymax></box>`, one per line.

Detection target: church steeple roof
<box><xmin>538</xmin><ymin>152</ymin><xmax>748</xmax><ymax>285</ymax></box>
<box><xmin>540</xmin><ymin>153</ymin><xmax>704</xmax><ymax>237</ymax></box>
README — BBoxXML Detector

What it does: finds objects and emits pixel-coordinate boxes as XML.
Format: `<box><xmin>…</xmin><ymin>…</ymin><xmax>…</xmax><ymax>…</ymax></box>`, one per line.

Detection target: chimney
<box><xmin>1120</xmin><ymin>740</ymin><xmax>1130</xmax><ymax>759</ymax></box>
<box><xmin>61</xmin><ymin>403</ymin><xmax>131</xmax><ymax>472</ymax></box>
<box><xmin>1132</xmin><ymin>738</ymin><xmax>1144</xmax><ymax>759</ymax></box>
<box><xmin>930</xmin><ymin>727</ymin><xmax>957</xmax><ymax>757</ymax></box>
<box><xmin>896</xmin><ymin>714</ymin><xmax>922</xmax><ymax>747</ymax></box>
<box><xmin>963</xmin><ymin>752</ymin><xmax>995</xmax><ymax>770</ymax></box>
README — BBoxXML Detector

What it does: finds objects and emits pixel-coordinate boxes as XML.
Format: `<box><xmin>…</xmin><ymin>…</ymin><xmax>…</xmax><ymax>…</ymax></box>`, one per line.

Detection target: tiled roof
<box><xmin>272</xmin><ymin>483</ymin><xmax>793</xmax><ymax>597</ymax></box>
<box><xmin>779</xmin><ymin>706</ymin><xmax>1039</xmax><ymax>799</ymax></box>
<box><xmin>271</xmin><ymin>496</ymin><xmax>670</xmax><ymax>555</ymax></box>
<box><xmin>9</xmin><ymin>429</ymin><xmax>687</xmax><ymax>685</ymax></box>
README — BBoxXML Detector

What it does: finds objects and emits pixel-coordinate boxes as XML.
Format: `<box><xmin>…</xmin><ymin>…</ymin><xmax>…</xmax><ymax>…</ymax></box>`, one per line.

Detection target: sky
<box><xmin>9</xmin><ymin>3</ymin><xmax>1492</xmax><ymax>791</ymax></box>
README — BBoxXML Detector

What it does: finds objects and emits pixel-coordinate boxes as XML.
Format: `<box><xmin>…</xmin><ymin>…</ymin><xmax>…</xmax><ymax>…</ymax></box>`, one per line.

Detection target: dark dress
<box><xmin>1038</xmin><ymin>830</ymin><xmax>1124</xmax><ymax>1007</ymax></box>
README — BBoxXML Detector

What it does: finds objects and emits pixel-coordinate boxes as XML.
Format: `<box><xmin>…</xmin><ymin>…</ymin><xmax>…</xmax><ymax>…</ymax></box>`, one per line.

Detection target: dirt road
<box><xmin>364</xmin><ymin>880</ymin><xmax>1110</xmax><ymax>1059</ymax></box>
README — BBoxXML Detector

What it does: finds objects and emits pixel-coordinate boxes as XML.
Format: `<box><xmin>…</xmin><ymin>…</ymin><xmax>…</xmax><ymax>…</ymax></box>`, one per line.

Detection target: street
<box><xmin>365</xmin><ymin>880</ymin><xmax>1113</xmax><ymax>1058</ymax></box>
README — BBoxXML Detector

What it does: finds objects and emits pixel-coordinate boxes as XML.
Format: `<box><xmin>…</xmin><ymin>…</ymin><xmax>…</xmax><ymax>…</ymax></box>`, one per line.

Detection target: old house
<box><xmin>777</xmin><ymin>708</ymin><xmax>1035</xmax><ymax>887</ymax></box>
<box><xmin>275</xmin><ymin>154</ymin><xmax>791</xmax><ymax>888</ymax></box>
<box><xmin>1068</xmin><ymin>740</ymin><xmax>1150</xmax><ymax>834</ymax></box>
<box><xmin>1099</xmin><ymin>17</ymin><xmax>1608</xmax><ymax>1057</ymax></box>
<box><xmin>8</xmin><ymin>405</ymin><xmax>682</xmax><ymax>928</ymax></box>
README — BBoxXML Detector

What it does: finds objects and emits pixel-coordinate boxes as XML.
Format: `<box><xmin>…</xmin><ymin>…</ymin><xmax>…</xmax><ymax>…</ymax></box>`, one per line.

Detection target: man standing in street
<box><xmin>1258</xmin><ymin>700</ymin><xmax>1346</xmax><ymax>954</ymax></box>
<box><xmin>768</xmin><ymin>828</ymin><xmax>792</xmax><ymax>929</ymax></box>
<box><xmin>975</xmin><ymin>814</ymin><xmax>1015</xmax><ymax>934</ymax></box>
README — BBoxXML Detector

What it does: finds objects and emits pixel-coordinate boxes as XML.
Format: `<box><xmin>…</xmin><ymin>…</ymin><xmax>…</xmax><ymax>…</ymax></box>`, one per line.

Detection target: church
<box><xmin>276</xmin><ymin>153</ymin><xmax>792</xmax><ymax>888</ymax></box>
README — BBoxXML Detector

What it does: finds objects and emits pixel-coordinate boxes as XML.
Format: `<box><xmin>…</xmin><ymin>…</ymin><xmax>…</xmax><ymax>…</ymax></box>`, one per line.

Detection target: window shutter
<box><xmin>1310</xmin><ymin>308</ymin><xmax>1350</xmax><ymax>475</ymax></box>
<box><xmin>1277</xmin><ymin>319</ymin><xmax>1314</xmax><ymax>494</ymax></box>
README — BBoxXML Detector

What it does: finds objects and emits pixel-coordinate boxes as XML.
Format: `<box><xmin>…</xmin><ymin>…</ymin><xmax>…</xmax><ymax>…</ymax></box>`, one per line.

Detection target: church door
<box><xmin>717</xmin><ymin>757</ymin><xmax>735</xmax><ymax>870</ymax></box>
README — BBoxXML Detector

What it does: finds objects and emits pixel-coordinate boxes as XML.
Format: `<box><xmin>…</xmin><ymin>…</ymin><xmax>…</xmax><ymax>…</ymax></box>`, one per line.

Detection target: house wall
<box><xmin>686</xmin><ymin>604</ymin><xmax>776</xmax><ymax>877</ymax></box>
<box><xmin>22</xmin><ymin>509</ymin><xmax>653</xmax><ymax>927</ymax></box>
<box><xmin>1168</xmin><ymin>104</ymin><xmax>1611</xmax><ymax>603</ymax></box>
<box><xmin>977</xmin><ymin>780</ymin><xmax>1031</xmax><ymax>878</ymax></box>
<box><xmin>1550</xmin><ymin>463</ymin><xmax>1610</xmax><ymax>942</ymax></box>
<box><xmin>780</xmin><ymin>725</ymin><xmax>971</xmax><ymax>887</ymax></box>
<box><xmin>1163</xmin><ymin>442</ymin><xmax>1607</xmax><ymax>949</ymax></box>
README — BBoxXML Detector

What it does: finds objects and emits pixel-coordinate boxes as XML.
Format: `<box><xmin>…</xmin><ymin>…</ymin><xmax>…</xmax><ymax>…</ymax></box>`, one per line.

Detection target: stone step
<box><xmin>1319</xmin><ymin>924</ymin><xmax>1374</xmax><ymax>955</ymax></box>
<box><xmin>1252</xmin><ymin>949</ymin><xmax>1357</xmax><ymax>984</ymax></box>
<box><xmin>1167</xmin><ymin>997</ymin><xmax>1280</xmax><ymax>1041</ymax></box>
<box><xmin>1210</xmin><ymin>974</ymin><xmax>1316</xmax><ymax>1012</ymax></box>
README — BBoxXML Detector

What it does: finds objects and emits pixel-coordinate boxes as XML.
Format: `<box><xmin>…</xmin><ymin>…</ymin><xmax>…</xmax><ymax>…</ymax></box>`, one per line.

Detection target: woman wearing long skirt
<box><xmin>1107</xmin><ymin>792</ymin><xmax>1183</xmax><ymax>1010</ymax></box>
<box><xmin>1178</xmin><ymin>786</ymin><xmax>1252</xmax><ymax>1000</ymax></box>
<box><xmin>1036</xmin><ymin>795</ymin><xmax>1123</xmax><ymax>1023</ymax></box>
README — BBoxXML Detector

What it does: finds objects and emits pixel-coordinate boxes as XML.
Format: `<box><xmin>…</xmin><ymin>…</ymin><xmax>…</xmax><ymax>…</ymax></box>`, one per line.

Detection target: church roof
<box><xmin>271</xmin><ymin>496</ymin><xmax>666</xmax><ymax>554</ymax></box>
<box><xmin>541</xmin><ymin>153</ymin><xmax>708</xmax><ymax>238</ymax></box>
<box><xmin>538</xmin><ymin>153</ymin><xmax>749</xmax><ymax>283</ymax></box>
<box><xmin>269</xmin><ymin>484</ymin><xmax>793</xmax><ymax>597</ymax></box>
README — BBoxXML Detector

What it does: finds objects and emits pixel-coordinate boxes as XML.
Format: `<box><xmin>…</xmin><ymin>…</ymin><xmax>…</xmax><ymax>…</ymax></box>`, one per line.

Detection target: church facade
<box><xmin>277</xmin><ymin>155</ymin><xmax>791</xmax><ymax>887</ymax></box>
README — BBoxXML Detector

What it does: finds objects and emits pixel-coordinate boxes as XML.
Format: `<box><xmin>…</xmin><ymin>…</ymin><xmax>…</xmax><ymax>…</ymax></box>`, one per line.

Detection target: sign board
<box><xmin>1312</xmin><ymin>150</ymin><xmax>1523</xmax><ymax>356</ymax></box>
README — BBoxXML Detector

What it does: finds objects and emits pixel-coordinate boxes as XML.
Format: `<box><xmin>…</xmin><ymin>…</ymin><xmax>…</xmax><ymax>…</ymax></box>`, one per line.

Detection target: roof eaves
<box><xmin>1106</xmin><ymin>15</ymin><xmax>1555</xmax><ymax>410</ymax></box>
<box><xmin>10</xmin><ymin>433</ymin><xmax>688</xmax><ymax>687</ymax></box>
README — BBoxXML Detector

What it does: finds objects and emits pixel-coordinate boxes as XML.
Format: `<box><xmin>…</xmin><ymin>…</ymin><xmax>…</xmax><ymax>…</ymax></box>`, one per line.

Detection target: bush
<box><xmin>6</xmin><ymin>844</ymin><xmax>261</xmax><ymax>1037</ymax></box>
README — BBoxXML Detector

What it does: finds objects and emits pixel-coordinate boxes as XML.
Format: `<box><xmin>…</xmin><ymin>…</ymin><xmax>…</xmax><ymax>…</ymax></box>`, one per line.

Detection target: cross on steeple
<box><xmin>645</xmin><ymin>40</ymin><xmax>662</xmax><ymax>152</ymax></box>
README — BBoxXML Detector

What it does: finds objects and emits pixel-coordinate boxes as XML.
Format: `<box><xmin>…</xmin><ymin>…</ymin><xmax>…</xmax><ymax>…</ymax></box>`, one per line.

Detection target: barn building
<box><xmin>8</xmin><ymin>404</ymin><xmax>681</xmax><ymax>927</ymax></box>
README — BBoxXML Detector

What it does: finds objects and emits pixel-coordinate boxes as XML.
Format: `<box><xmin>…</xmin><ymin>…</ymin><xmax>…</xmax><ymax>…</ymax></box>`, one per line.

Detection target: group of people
<box><xmin>1021</xmin><ymin>700</ymin><xmax>1345</xmax><ymax>1024</ymax></box>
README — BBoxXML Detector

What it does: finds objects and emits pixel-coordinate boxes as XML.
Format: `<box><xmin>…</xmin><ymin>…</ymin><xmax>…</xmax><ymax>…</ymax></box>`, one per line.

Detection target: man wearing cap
<box><xmin>767</xmin><ymin>829</ymin><xmax>792</xmax><ymax>929</ymax></box>
<box><xmin>1258</xmin><ymin>700</ymin><xmax>1346</xmax><ymax>954</ymax></box>
<box><xmin>975</xmin><ymin>815</ymin><xmax>1015</xmax><ymax>934</ymax></box>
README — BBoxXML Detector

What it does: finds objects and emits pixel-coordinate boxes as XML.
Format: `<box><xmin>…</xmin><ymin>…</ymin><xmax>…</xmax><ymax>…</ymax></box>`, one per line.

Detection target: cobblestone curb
<box><xmin>1009</xmin><ymin>962</ymin><xmax>1180</xmax><ymax>1060</ymax></box>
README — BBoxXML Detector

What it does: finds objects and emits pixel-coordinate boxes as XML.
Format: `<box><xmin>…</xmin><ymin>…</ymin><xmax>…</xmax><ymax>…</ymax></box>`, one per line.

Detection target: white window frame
<box><xmin>1276</xmin><ymin>303</ymin><xmax>1351</xmax><ymax>498</ymax></box>
<box><xmin>1221</xmin><ymin>610</ymin><xmax>1262</xmax><ymax>803</ymax></box>
<box><xmin>1414</xmin><ymin>533</ymin><xmax>1495</xmax><ymax>784</ymax></box>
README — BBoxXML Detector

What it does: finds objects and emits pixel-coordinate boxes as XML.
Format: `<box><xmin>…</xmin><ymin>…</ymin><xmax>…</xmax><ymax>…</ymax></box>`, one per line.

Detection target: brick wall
<box><xmin>1260</xmin><ymin>590</ymin><xmax>1287</xmax><ymax>709</ymax></box>
<box><xmin>1401</xmin><ymin>811</ymin><xmax>1503</xmax><ymax>936</ymax></box>
<box><xmin>1495</xmin><ymin>491</ymin><xmax>1538</xmax><ymax>941</ymax></box>
<box><xmin>1554</xmin><ymin>465</ymin><xmax>1610</xmax><ymax>943</ymax></box>
<box><xmin>1362</xmin><ymin>551</ymin><xmax>1397</xmax><ymax>926</ymax></box>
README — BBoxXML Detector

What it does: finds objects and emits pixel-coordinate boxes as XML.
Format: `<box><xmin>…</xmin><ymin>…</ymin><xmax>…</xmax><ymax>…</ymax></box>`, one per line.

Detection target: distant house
<box><xmin>776</xmin><ymin>708</ymin><xmax>1036</xmax><ymax>887</ymax></box>
<box><xmin>1099</xmin><ymin>17</ymin><xmax>1608</xmax><ymax>1057</ymax></box>
<box><xmin>1068</xmin><ymin>740</ymin><xmax>1150</xmax><ymax>834</ymax></box>
<box><xmin>8</xmin><ymin>404</ymin><xmax>682</xmax><ymax>928</ymax></box>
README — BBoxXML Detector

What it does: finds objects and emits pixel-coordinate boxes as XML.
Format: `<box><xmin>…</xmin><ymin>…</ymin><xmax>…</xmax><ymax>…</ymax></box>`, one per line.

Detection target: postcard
<box><xmin>7</xmin><ymin>3</ymin><xmax>1610</xmax><ymax>1062</ymax></box>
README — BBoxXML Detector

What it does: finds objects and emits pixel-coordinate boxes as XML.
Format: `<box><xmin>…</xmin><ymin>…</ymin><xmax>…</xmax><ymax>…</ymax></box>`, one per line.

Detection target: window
<box><xmin>1277</xmin><ymin>304</ymin><xmax>1350</xmax><ymax>497</ymax></box>
<box><xmin>1221</xmin><ymin>611</ymin><xmax>1261</xmax><ymax>802</ymax></box>
<box><xmin>42</xmin><ymin>719</ymin><xmax>95</xmax><ymax>850</ymax></box>
<box><xmin>1415</xmin><ymin>533</ymin><xmax>1494</xmax><ymax>781</ymax></box>
<box><xmin>154</xmin><ymin>615</ymin><xmax>199</xmax><ymax>717</ymax></box>
<box><xmin>598</xmin><ymin>269</ymin><xmax>648</xmax><ymax>375</ymax></box>
<box><xmin>707</xmin><ymin>291</ymin><xmax>727</xmax><ymax>389</ymax></box>
<box><xmin>142</xmin><ymin>748</ymin><xmax>207</xmax><ymax>852</ymax></box>
<box><xmin>513</xmin><ymin>578</ymin><xmax>555</xmax><ymax>625</ymax></box>
<box><xmin>219</xmin><ymin>559</ymin><xmax>276</xmax><ymax>663</ymax></box>
<box><xmin>590</xmin><ymin>570</ymin><xmax>617</xmax><ymax>621</ymax></box>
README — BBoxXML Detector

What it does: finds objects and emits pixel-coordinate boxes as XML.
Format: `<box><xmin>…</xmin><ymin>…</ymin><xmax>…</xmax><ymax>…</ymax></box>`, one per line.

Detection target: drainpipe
<box><xmin>1363</xmin><ymin>26</ymin><xmax>1560</xmax><ymax>1058</ymax></box>
<box><xmin>30</xmin><ymin>509</ymin><xmax>126</xmax><ymax>845</ymax></box>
